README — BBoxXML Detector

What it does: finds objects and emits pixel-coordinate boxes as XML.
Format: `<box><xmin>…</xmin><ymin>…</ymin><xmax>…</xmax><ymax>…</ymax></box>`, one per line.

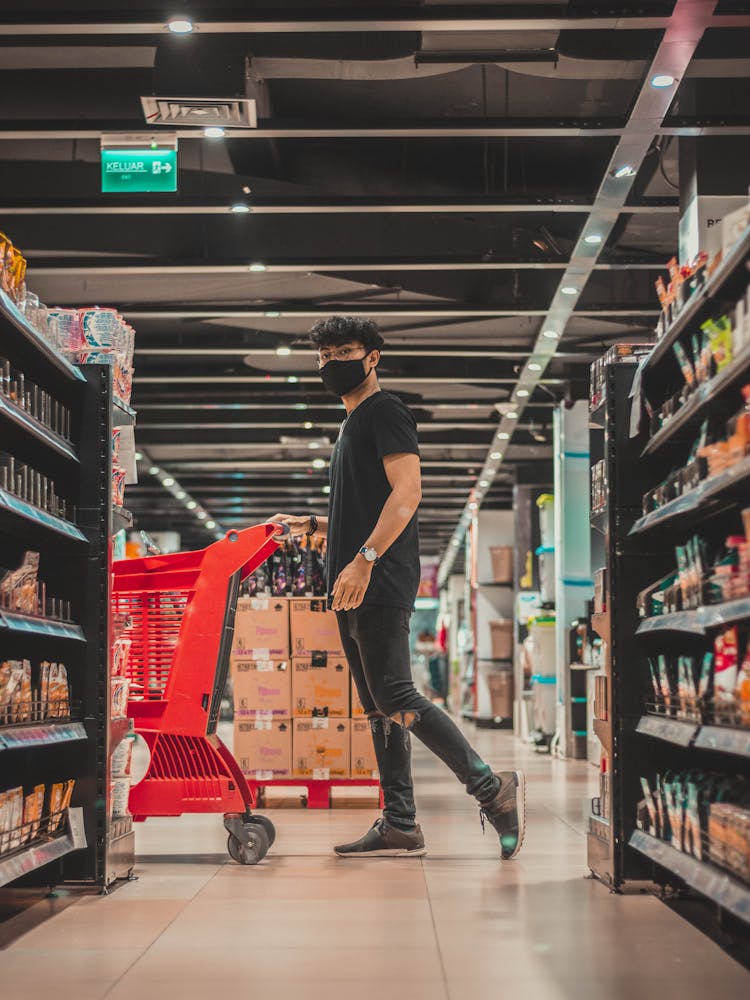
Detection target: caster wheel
<box><xmin>246</xmin><ymin>814</ymin><xmax>276</xmax><ymax>848</ymax></box>
<box><xmin>227</xmin><ymin>825</ymin><xmax>269</xmax><ymax>865</ymax></box>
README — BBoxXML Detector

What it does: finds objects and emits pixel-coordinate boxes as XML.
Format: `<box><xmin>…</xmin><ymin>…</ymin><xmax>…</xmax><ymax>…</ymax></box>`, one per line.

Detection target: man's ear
<box><xmin>369</xmin><ymin>349</ymin><xmax>381</xmax><ymax>371</ymax></box>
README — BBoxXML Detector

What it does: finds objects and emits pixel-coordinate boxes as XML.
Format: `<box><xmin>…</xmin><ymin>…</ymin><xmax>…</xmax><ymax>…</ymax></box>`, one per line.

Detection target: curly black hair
<box><xmin>309</xmin><ymin>316</ymin><xmax>384</xmax><ymax>354</ymax></box>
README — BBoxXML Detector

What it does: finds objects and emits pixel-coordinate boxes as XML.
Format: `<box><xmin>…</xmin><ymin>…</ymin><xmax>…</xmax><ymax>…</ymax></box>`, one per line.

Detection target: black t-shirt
<box><xmin>326</xmin><ymin>391</ymin><xmax>421</xmax><ymax>611</ymax></box>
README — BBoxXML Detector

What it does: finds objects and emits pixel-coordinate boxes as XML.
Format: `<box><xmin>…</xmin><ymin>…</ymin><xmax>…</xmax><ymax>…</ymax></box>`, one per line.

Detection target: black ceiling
<box><xmin>1</xmin><ymin>2</ymin><xmax>749</xmax><ymax>554</ymax></box>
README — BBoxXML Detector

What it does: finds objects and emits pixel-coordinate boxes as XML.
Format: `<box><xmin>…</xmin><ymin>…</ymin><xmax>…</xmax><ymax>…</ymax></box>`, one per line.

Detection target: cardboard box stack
<box><xmin>231</xmin><ymin>598</ymin><xmax>379</xmax><ymax>784</ymax></box>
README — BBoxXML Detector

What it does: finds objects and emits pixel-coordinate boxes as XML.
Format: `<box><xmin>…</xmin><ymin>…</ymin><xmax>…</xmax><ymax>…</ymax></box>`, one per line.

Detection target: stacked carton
<box><xmin>231</xmin><ymin>598</ymin><xmax>379</xmax><ymax>782</ymax></box>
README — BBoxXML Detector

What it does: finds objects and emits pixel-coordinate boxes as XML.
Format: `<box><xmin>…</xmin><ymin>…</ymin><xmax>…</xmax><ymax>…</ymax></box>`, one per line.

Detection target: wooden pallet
<box><xmin>250</xmin><ymin>778</ymin><xmax>383</xmax><ymax>810</ymax></box>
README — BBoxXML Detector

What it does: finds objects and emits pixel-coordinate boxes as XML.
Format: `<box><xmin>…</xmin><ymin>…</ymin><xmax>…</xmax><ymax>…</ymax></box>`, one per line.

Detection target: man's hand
<box><xmin>331</xmin><ymin>556</ymin><xmax>373</xmax><ymax>612</ymax></box>
<box><xmin>268</xmin><ymin>513</ymin><xmax>310</xmax><ymax>537</ymax></box>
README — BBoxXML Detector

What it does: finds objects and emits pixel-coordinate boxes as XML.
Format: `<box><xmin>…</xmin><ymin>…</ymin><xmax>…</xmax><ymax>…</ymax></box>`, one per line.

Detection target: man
<box><xmin>272</xmin><ymin>316</ymin><xmax>525</xmax><ymax>860</ymax></box>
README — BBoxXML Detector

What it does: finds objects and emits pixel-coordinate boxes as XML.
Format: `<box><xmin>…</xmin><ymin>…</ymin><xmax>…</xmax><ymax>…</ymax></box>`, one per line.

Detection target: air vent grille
<box><xmin>141</xmin><ymin>96</ymin><xmax>257</xmax><ymax>128</ymax></box>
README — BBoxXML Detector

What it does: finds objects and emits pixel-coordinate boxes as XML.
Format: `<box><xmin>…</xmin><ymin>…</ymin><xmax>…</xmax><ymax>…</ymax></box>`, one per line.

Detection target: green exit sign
<box><xmin>101</xmin><ymin>148</ymin><xmax>177</xmax><ymax>193</ymax></box>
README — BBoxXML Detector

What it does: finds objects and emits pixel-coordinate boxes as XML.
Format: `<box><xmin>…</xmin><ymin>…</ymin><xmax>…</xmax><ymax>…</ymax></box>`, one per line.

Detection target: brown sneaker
<box><xmin>479</xmin><ymin>771</ymin><xmax>526</xmax><ymax>860</ymax></box>
<box><xmin>334</xmin><ymin>818</ymin><xmax>427</xmax><ymax>858</ymax></box>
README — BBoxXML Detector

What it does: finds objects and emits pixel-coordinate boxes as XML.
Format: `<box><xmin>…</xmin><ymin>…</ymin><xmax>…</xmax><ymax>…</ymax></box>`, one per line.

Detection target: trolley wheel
<box><xmin>227</xmin><ymin>826</ymin><xmax>269</xmax><ymax>866</ymax></box>
<box><xmin>246</xmin><ymin>814</ymin><xmax>276</xmax><ymax>847</ymax></box>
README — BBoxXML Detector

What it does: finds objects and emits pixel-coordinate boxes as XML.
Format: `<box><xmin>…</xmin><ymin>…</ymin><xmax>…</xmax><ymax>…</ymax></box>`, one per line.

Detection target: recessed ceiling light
<box><xmin>584</xmin><ymin>234</ymin><xmax>603</xmax><ymax>245</ymax></box>
<box><xmin>322</xmin><ymin>485</ymin><xmax>330</xmax><ymax>494</ymax></box>
<box><xmin>204</xmin><ymin>126</ymin><xmax>225</xmax><ymax>139</ymax></box>
<box><xmin>294</xmin><ymin>403</ymin><xmax>307</xmax><ymax>410</ymax></box>
<box><xmin>206</xmin><ymin>520</ymin><xmax>216</xmax><ymax>529</ymax></box>
<box><xmin>148</xmin><ymin>466</ymin><xmax>160</xmax><ymax>476</ymax></box>
<box><xmin>479</xmin><ymin>480</ymin><xmax>489</xmax><ymax>488</ymax></box>
<box><xmin>614</xmin><ymin>165</ymin><xmax>636</xmax><ymax>179</ymax></box>
<box><xmin>197</xmin><ymin>511</ymin><xmax>207</xmax><ymax>520</ymax></box>
<box><xmin>452</xmin><ymin>538</ymin><xmax>460</xmax><ymax>546</ymax></box>
<box><xmin>528</xmin><ymin>362</ymin><xmax>542</xmax><ymax>372</ymax></box>
<box><xmin>186</xmin><ymin>500</ymin><xmax>197</xmax><ymax>510</ymax></box>
<box><xmin>176</xmin><ymin>491</ymin><xmax>186</xmax><ymax>500</ymax></box>
<box><xmin>162</xmin><ymin>477</ymin><xmax>175</xmax><ymax>487</ymax></box>
<box><xmin>497</xmin><ymin>431</ymin><xmax>510</xmax><ymax>440</ymax></box>
<box><xmin>308</xmin><ymin>442</ymin><xmax>320</xmax><ymax>450</ymax></box>
<box><xmin>561</xmin><ymin>286</ymin><xmax>578</xmax><ymax>296</ymax></box>
<box><xmin>516</xmin><ymin>388</ymin><xmax>530</xmax><ymax>398</ymax></box>
<box><xmin>506</xmin><ymin>411</ymin><xmax>518</xmax><ymax>419</ymax></box>
<box><xmin>312</xmin><ymin>458</ymin><xmax>326</xmax><ymax>469</ymax></box>
<box><xmin>276</xmin><ymin>346</ymin><xmax>292</xmax><ymax>356</ymax></box>
<box><xmin>249</xmin><ymin>263</ymin><xmax>267</xmax><ymax>272</ymax></box>
<box><xmin>651</xmin><ymin>74</ymin><xmax>675</xmax><ymax>88</ymax></box>
<box><xmin>490</xmin><ymin>451</ymin><xmax>502</xmax><ymax>460</ymax></box>
<box><xmin>543</xmin><ymin>329</ymin><xmax>559</xmax><ymax>340</ymax></box>
<box><xmin>167</xmin><ymin>18</ymin><xmax>194</xmax><ymax>34</ymax></box>
<box><xmin>230</xmin><ymin>201</ymin><xmax>250</xmax><ymax>212</ymax></box>
<box><xmin>287</xmin><ymin>375</ymin><xmax>299</xmax><ymax>383</ymax></box>
<box><xmin>304</xmin><ymin>421</ymin><xmax>313</xmax><ymax>429</ymax></box>
<box><xmin>265</xmin><ymin>311</ymin><xmax>280</xmax><ymax>318</ymax></box>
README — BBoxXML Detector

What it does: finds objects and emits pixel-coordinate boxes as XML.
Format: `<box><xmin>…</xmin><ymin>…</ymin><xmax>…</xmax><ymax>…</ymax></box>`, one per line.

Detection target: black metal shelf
<box><xmin>636</xmin><ymin>714</ymin><xmax>698</xmax><ymax>747</ymax></box>
<box><xmin>0</xmin><ymin>487</ymin><xmax>86</xmax><ymax>543</ymax></box>
<box><xmin>629</xmin><ymin>830</ymin><xmax>750</xmax><ymax>926</ymax></box>
<box><xmin>635</xmin><ymin>714</ymin><xmax>750</xmax><ymax>758</ymax></box>
<box><xmin>630</xmin><ymin>454</ymin><xmax>750</xmax><ymax>536</ymax></box>
<box><xmin>642</xmin><ymin>227</ymin><xmax>750</xmax><ymax>376</ymax></box>
<box><xmin>590</xmin><ymin>507</ymin><xmax>607</xmax><ymax>534</ymax></box>
<box><xmin>636</xmin><ymin>595</ymin><xmax>750</xmax><ymax>637</ymax></box>
<box><xmin>0</xmin><ymin>807</ymin><xmax>87</xmax><ymax>889</ymax></box>
<box><xmin>642</xmin><ymin>342</ymin><xmax>750</xmax><ymax>458</ymax></box>
<box><xmin>113</xmin><ymin>396</ymin><xmax>136</xmax><ymax>427</ymax></box>
<box><xmin>0</xmin><ymin>721</ymin><xmax>87</xmax><ymax>752</ymax></box>
<box><xmin>0</xmin><ymin>393</ymin><xmax>78</xmax><ymax>463</ymax></box>
<box><xmin>112</xmin><ymin>506</ymin><xmax>133</xmax><ymax>535</ymax></box>
<box><xmin>0</xmin><ymin>290</ymin><xmax>84</xmax><ymax>384</ymax></box>
<box><xmin>0</xmin><ymin>609</ymin><xmax>85</xmax><ymax>642</ymax></box>
<box><xmin>693</xmin><ymin>724</ymin><xmax>750</xmax><ymax>758</ymax></box>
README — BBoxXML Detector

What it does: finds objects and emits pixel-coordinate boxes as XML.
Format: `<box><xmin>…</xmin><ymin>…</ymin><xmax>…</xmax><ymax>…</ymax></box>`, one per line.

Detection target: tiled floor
<box><xmin>3</xmin><ymin>727</ymin><xmax>749</xmax><ymax>999</ymax></box>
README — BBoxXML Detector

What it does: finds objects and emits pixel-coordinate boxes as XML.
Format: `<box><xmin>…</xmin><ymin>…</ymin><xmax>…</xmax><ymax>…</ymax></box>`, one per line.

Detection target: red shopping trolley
<box><xmin>112</xmin><ymin>522</ymin><xmax>289</xmax><ymax>865</ymax></box>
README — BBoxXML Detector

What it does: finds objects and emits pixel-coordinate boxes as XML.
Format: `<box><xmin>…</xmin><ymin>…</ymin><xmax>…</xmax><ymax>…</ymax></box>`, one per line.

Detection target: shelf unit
<box><xmin>0</xmin><ymin>291</ymin><xmax>134</xmax><ymax>890</ymax></box>
<box><xmin>592</xmin><ymin>234</ymin><xmax>750</xmax><ymax>940</ymax></box>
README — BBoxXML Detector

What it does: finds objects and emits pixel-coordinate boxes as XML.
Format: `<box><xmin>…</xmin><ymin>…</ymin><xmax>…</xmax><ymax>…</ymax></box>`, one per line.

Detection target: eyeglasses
<box><xmin>317</xmin><ymin>346</ymin><xmax>367</xmax><ymax>366</ymax></box>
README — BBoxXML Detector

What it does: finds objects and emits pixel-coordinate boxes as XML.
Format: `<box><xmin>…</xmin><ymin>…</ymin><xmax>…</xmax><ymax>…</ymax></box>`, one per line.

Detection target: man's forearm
<box><xmin>362</xmin><ymin>488</ymin><xmax>420</xmax><ymax>558</ymax></box>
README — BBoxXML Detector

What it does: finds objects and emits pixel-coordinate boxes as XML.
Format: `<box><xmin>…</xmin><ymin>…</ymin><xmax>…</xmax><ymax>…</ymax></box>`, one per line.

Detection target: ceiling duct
<box><xmin>141</xmin><ymin>96</ymin><xmax>257</xmax><ymax>128</ymax></box>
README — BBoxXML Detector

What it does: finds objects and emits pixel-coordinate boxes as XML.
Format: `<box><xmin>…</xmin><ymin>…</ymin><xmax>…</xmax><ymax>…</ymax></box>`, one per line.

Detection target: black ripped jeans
<box><xmin>337</xmin><ymin>604</ymin><xmax>500</xmax><ymax>831</ymax></box>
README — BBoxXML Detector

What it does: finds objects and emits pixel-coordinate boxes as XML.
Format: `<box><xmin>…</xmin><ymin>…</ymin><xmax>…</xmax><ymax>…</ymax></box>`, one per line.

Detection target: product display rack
<box><xmin>590</xmin><ymin>234</ymin><xmax>750</xmax><ymax>943</ymax></box>
<box><xmin>586</xmin><ymin>355</ymin><xmax>670</xmax><ymax>889</ymax></box>
<box><xmin>0</xmin><ymin>287</ymin><xmax>133</xmax><ymax>890</ymax></box>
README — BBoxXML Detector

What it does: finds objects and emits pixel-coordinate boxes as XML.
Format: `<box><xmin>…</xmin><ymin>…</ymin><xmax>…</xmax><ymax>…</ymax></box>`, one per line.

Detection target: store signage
<box><xmin>101</xmin><ymin>148</ymin><xmax>177</xmax><ymax>193</ymax></box>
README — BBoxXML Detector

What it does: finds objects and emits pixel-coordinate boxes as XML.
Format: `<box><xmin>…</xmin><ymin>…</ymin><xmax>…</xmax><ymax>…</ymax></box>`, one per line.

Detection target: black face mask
<box><xmin>319</xmin><ymin>357</ymin><xmax>371</xmax><ymax>397</ymax></box>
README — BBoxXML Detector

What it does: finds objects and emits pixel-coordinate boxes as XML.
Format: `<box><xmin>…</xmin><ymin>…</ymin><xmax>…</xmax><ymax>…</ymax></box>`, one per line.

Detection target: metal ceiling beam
<box><xmin>438</xmin><ymin>0</ymin><xmax>714</xmax><ymax>585</ymax></box>
<box><xmin>0</xmin><ymin>200</ymin><xmax>679</xmax><ymax>217</ymax></box>
<box><xmin>3</xmin><ymin>8</ymin><xmax>749</xmax><ymax>35</ymax></box>
<box><xmin>134</xmin><ymin>348</ymin><xmax>598</xmax><ymax>361</ymax></box>
<box><xmin>135</xmin><ymin>375</ymin><xmax>563</xmax><ymax>385</ymax></box>
<box><xmin>123</xmin><ymin>307</ymin><xmax>659</xmax><ymax>319</ymax></box>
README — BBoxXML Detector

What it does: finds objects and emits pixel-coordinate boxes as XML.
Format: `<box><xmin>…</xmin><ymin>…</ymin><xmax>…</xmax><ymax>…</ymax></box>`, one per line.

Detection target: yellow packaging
<box><xmin>292</xmin><ymin>718</ymin><xmax>350</xmax><ymax>779</ymax></box>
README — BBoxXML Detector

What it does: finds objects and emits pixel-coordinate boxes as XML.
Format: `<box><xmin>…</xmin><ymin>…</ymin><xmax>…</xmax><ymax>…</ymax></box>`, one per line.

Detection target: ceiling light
<box><xmin>651</xmin><ymin>74</ymin><xmax>675</xmax><ymax>88</ymax></box>
<box><xmin>561</xmin><ymin>286</ymin><xmax>578</xmax><ymax>296</ymax></box>
<box><xmin>265</xmin><ymin>311</ymin><xmax>280</xmax><ymax>318</ymax></box>
<box><xmin>294</xmin><ymin>403</ymin><xmax>307</xmax><ymax>410</ymax></box>
<box><xmin>497</xmin><ymin>431</ymin><xmax>510</xmax><ymax>440</ymax></box>
<box><xmin>490</xmin><ymin>451</ymin><xmax>502</xmax><ymax>460</ymax></box>
<box><xmin>543</xmin><ymin>329</ymin><xmax>559</xmax><ymax>340</ymax></box>
<box><xmin>506</xmin><ymin>411</ymin><xmax>518</xmax><ymax>420</ymax></box>
<box><xmin>167</xmin><ymin>18</ymin><xmax>194</xmax><ymax>34</ymax></box>
<box><xmin>614</xmin><ymin>165</ymin><xmax>636</xmax><ymax>179</ymax></box>
<box><xmin>584</xmin><ymin>234</ymin><xmax>603</xmax><ymax>245</ymax></box>
<box><xmin>479</xmin><ymin>480</ymin><xmax>489</xmax><ymax>488</ymax></box>
<box><xmin>176</xmin><ymin>491</ymin><xmax>186</xmax><ymax>500</ymax></box>
<box><xmin>287</xmin><ymin>375</ymin><xmax>299</xmax><ymax>383</ymax></box>
<box><xmin>452</xmin><ymin>538</ymin><xmax>460</xmax><ymax>546</ymax></box>
<box><xmin>162</xmin><ymin>477</ymin><xmax>175</xmax><ymax>487</ymax></box>
<box><xmin>528</xmin><ymin>362</ymin><xmax>542</xmax><ymax>372</ymax></box>
<box><xmin>148</xmin><ymin>466</ymin><xmax>160</xmax><ymax>476</ymax></box>
<box><xmin>134</xmin><ymin>451</ymin><xmax>143</xmax><ymax>461</ymax></box>
<box><xmin>249</xmin><ymin>263</ymin><xmax>267</xmax><ymax>272</ymax></box>
<box><xmin>197</xmin><ymin>511</ymin><xmax>207</xmax><ymax>520</ymax></box>
<box><xmin>312</xmin><ymin>458</ymin><xmax>326</xmax><ymax>469</ymax></box>
<box><xmin>304</xmin><ymin>421</ymin><xmax>313</xmax><ymax>429</ymax></box>
<box><xmin>308</xmin><ymin>442</ymin><xmax>321</xmax><ymax>450</ymax></box>
<box><xmin>276</xmin><ymin>346</ymin><xmax>292</xmax><ymax>356</ymax></box>
<box><xmin>186</xmin><ymin>501</ymin><xmax>197</xmax><ymax>510</ymax></box>
<box><xmin>468</xmin><ymin>502</ymin><xmax>478</xmax><ymax>511</ymax></box>
<box><xmin>204</xmin><ymin>126</ymin><xmax>225</xmax><ymax>139</ymax></box>
<box><xmin>516</xmin><ymin>388</ymin><xmax>530</xmax><ymax>398</ymax></box>
<box><xmin>230</xmin><ymin>202</ymin><xmax>250</xmax><ymax>212</ymax></box>
<box><xmin>322</xmin><ymin>485</ymin><xmax>330</xmax><ymax>494</ymax></box>
<box><xmin>206</xmin><ymin>520</ymin><xmax>216</xmax><ymax>529</ymax></box>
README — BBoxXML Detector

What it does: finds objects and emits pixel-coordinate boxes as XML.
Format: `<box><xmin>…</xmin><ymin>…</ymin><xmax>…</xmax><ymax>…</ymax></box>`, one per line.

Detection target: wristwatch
<box><xmin>359</xmin><ymin>546</ymin><xmax>380</xmax><ymax>566</ymax></box>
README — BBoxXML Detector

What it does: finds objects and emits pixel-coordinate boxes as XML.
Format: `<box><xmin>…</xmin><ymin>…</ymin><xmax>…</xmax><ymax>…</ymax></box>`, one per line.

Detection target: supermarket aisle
<box><xmin>2</xmin><ymin>729</ymin><xmax>748</xmax><ymax>1000</ymax></box>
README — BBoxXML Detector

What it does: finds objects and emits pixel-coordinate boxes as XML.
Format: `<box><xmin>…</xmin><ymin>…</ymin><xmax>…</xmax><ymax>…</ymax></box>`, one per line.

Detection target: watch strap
<box><xmin>306</xmin><ymin>514</ymin><xmax>318</xmax><ymax>537</ymax></box>
<box><xmin>359</xmin><ymin>546</ymin><xmax>380</xmax><ymax>566</ymax></box>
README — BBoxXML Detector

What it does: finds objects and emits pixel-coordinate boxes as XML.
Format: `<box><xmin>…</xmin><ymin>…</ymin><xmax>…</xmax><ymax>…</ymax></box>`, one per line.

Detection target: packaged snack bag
<box><xmin>48</xmin><ymin>783</ymin><xmax>65</xmax><ymax>832</ymax></box>
<box><xmin>24</xmin><ymin>784</ymin><xmax>45</xmax><ymax>842</ymax></box>
<box><xmin>7</xmin><ymin>787</ymin><xmax>24</xmax><ymax>850</ymax></box>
